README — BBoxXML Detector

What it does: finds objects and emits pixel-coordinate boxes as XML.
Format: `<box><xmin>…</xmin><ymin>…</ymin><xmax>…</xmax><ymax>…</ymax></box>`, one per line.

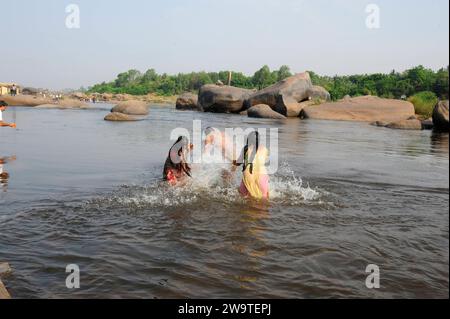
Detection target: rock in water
<box><xmin>104</xmin><ymin>112</ymin><xmax>139</xmax><ymax>122</ymax></box>
<box><xmin>176</xmin><ymin>93</ymin><xmax>199</xmax><ymax>111</ymax></box>
<box><xmin>0</xmin><ymin>263</ymin><xmax>11</xmax><ymax>275</ymax></box>
<box><xmin>371</xmin><ymin>121</ymin><xmax>390</xmax><ymax>127</ymax></box>
<box><xmin>0</xmin><ymin>262</ymin><xmax>11</xmax><ymax>300</ymax></box>
<box><xmin>386</xmin><ymin>119</ymin><xmax>423</xmax><ymax>130</ymax></box>
<box><xmin>246</xmin><ymin>72</ymin><xmax>313</xmax><ymax>117</ymax></box>
<box><xmin>0</xmin><ymin>279</ymin><xmax>10</xmax><ymax>299</ymax></box>
<box><xmin>111</xmin><ymin>100</ymin><xmax>149</xmax><ymax>115</ymax></box>
<box><xmin>247</xmin><ymin>104</ymin><xmax>287</xmax><ymax>119</ymax></box>
<box><xmin>432</xmin><ymin>100</ymin><xmax>449</xmax><ymax>132</ymax></box>
<box><xmin>421</xmin><ymin>118</ymin><xmax>434</xmax><ymax>130</ymax></box>
<box><xmin>198</xmin><ymin>85</ymin><xmax>255</xmax><ymax>113</ymax></box>
<box><xmin>307</xmin><ymin>86</ymin><xmax>331</xmax><ymax>101</ymax></box>
<box><xmin>301</xmin><ymin>96</ymin><xmax>416</xmax><ymax>122</ymax></box>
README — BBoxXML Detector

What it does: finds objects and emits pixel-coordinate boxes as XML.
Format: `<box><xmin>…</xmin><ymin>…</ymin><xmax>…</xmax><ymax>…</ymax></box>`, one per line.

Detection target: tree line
<box><xmin>87</xmin><ymin>65</ymin><xmax>449</xmax><ymax>101</ymax></box>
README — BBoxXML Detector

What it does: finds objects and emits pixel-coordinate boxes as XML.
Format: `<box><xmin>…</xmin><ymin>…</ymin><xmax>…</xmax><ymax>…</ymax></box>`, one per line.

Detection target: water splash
<box><xmin>89</xmin><ymin>158</ymin><xmax>321</xmax><ymax>210</ymax></box>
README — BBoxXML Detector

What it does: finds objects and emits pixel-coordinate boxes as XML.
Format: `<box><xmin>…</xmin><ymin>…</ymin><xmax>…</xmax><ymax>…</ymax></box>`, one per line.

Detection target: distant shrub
<box><xmin>408</xmin><ymin>91</ymin><xmax>438</xmax><ymax>118</ymax></box>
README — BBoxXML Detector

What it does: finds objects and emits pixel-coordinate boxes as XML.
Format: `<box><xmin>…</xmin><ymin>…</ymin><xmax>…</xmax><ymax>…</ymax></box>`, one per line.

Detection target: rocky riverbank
<box><xmin>0</xmin><ymin>92</ymin><xmax>176</xmax><ymax>109</ymax></box>
<box><xmin>173</xmin><ymin>71</ymin><xmax>449</xmax><ymax>132</ymax></box>
<box><xmin>2</xmin><ymin>72</ymin><xmax>448</xmax><ymax>132</ymax></box>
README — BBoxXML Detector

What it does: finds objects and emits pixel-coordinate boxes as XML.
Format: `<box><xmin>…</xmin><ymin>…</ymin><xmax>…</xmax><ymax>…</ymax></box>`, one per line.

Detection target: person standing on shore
<box><xmin>10</xmin><ymin>84</ymin><xmax>17</xmax><ymax>96</ymax></box>
<box><xmin>0</xmin><ymin>102</ymin><xmax>17</xmax><ymax>128</ymax></box>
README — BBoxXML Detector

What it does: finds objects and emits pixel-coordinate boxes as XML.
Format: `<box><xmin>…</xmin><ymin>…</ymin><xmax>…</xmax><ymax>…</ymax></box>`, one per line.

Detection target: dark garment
<box><xmin>163</xmin><ymin>150</ymin><xmax>191</xmax><ymax>181</ymax></box>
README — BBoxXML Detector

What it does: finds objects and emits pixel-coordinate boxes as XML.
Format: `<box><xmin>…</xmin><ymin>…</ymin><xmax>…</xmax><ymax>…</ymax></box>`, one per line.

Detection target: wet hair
<box><xmin>242</xmin><ymin>131</ymin><xmax>260</xmax><ymax>174</ymax></box>
<box><xmin>168</xmin><ymin>136</ymin><xmax>192</xmax><ymax>177</ymax></box>
<box><xmin>0</xmin><ymin>172</ymin><xmax>9</xmax><ymax>180</ymax></box>
<box><xmin>204</xmin><ymin>127</ymin><xmax>217</xmax><ymax>137</ymax></box>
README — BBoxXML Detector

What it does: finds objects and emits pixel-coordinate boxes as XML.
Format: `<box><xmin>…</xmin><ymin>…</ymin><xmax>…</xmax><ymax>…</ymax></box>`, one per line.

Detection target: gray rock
<box><xmin>307</xmin><ymin>85</ymin><xmax>331</xmax><ymax>101</ymax></box>
<box><xmin>247</xmin><ymin>104</ymin><xmax>286</xmax><ymax>119</ymax></box>
<box><xmin>371</xmin><ymin>121</ymin><xmax>390</xmax><ymax>127</ymax></box>
<box><xmin>104</xmin><ymin>112</ymin><xmax>139</xmax><ymax>122</ymax></box>
<box><xmin>176</xmin><ymin>93</ymin><xmax>199</xmax><ymax>111</ymax></box>
<box><xmin>301</xmin><ymin>96</ymin><xmax>416</xmax><ymax>122</ymax></box>
<box><xmin>386</xmin><ymin>119</ymin><xmax>423</xmax><ymax>130</ymax></box>
<box><xmin>198</xmin><ymin>85</ymin><xmax>255</xmax><ymax>113</ymax></box>
<box><xmin>246</xmin><ymin>72</ymin><xmax>313</xmax><ymax>117</ymax></box>
<box><xmin>111</xmin><ymin>100</ymin><xmax>149</xmax><ymax>115</ymax></box>
<box><xmin>421</xmin><ymin>118</ymin><xmax>434</xmax><ymax>130</ymax></box>
<box><xmin>432</xmin><ymin>100</ymin><xmax>449</xmax><ymax>132</ymax></box>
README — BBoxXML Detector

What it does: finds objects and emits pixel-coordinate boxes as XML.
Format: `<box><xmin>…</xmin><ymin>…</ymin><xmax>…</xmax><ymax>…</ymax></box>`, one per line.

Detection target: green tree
<box><xmin>115</xmin><ymin>69</ymin><xmax>142</xmax><ymax>87</ymax></box>
<box><xmin>433</xmin><ymin>67</ymin><xmax>449</xmax><ymax>99</ymax></box>
<box><xmin>277</xmin><ymin>65</ymin><xmax>292</xmax><ymax>81</ymax></box>
<box><xmin>87</xmin><ymin>65</ymin><xmax>449</xmax><ymax>99</ymax></box>
<box><xmin>253</xmin><ymin>65</ymin><xmax>273</xmax><ymax>89</ymax></box>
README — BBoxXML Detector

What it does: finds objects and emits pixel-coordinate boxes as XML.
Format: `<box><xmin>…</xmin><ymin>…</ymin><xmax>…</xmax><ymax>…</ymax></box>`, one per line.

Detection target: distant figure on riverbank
<box><xmin>0</xmin><ymin>102</ymin><xmax>17</xmax><ymax>128</ymax></box>
<box><xmin>163</xmin><ymin>136</ymin><xmax>193</xmax><ymax>186</ymax></box>
<box><xmin>10</xmin><ymin>84</ymin><xmax>17</xmax><ymax>96</ymax></box>
<box><xmin>232</xmin><ymin>131</ymin><xmax>270</xmax><ymax>200</ymax></box>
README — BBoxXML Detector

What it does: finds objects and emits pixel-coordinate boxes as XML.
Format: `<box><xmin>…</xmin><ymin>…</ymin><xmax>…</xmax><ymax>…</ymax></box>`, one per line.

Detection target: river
<box><xmin>0</xmin><ymin>104</ymin><xmax>448</xmax><ymax>298</ymax></box>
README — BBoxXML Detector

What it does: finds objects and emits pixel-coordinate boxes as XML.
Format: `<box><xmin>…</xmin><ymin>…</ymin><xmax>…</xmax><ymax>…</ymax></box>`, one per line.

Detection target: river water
<box><xmin>0</xmin><ymin>104</ymin><xmax>448</xmax><ymax>299</ymax></box>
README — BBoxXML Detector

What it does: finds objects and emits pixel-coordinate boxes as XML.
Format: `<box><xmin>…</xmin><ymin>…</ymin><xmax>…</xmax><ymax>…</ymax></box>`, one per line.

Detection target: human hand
<box><xmin>10</xmin><ymin>123</ymin><xmax>16</xmax><ymax>128</ymax></box>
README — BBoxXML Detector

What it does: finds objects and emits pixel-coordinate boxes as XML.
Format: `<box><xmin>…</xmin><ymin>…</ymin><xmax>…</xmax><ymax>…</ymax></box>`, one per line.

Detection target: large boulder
<box><xmin>176</xmin><ymin>93</ymin><xmax>199</xmax><ymax>111</ymax></box>
<box><xmin>246</xmin><ymin>72</ymin><xmax>313</xmax><ymax>117</ymax></box>
<box><xmin>284</xmin><ymin>100</ymin><xmax>315</xmax><ymax>117</ymax></box>
<box><xmin>432</xmin><ymin>100</ymin><xmax>449</xmax><ymax>132</ymax></box>
<box><xmin>104</xmin><ymin>112</ymin><xmax>139</xmax><ymax>122</ymax></box>
<box><xmin>58</xmin><ymin>99</ymin><xmax>89</xmax><ymax>108</ymax></box>
<box><xmin>247</xmin><ymin>104</ymin><xmax>287</xmax><ymax>119</ymax></box>
<box><xmin>300</xmin><ymin>96</ymin><xmax>416</xmax><ymax>122</ymax></box>
<box><xmin>307</xmin><ymin>86</ymin><xmax>331</xmax><ymax>101</ymax></box>
<box><xmin>198</xmin><ymin>85</ymin><xmax>255</xmax><ymax>113</ymax></box>
<box><xmin>111</xmin><ymin>100</ymin><xmax>149</xmax><ymax>115</ymax></box>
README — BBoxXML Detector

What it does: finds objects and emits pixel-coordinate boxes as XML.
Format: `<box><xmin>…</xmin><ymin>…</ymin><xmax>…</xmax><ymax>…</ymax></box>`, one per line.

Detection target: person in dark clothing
<box><xmin>163</xmin><ymin>136</ymin><xmax>193</xmax><ymax>186</ymax></box>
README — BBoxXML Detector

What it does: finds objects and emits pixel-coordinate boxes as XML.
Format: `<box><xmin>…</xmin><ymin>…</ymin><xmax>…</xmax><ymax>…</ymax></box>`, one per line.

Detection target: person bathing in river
<box><xmin>204</xmin><ymin>127</ymin><xmax>242</xmax><ymax>184</ymax></box>
<box><xmin>0</xmin><ymin>101</ymin><xmax>17</xmax><ymax>128</ymax></box>
<box><xmin>163</xmin><ymin>136</ymin><xmax>193</xmax><ymax>186</ymax></box>
<box><xmin>232</xmin><ymin>131</ymin><xmax>270</xmax><ymax>200</ymax></box>
<box><xmin>204</xmin><ymin>127</ymin><xmax>236</xmax><ymax>163</ymax></box>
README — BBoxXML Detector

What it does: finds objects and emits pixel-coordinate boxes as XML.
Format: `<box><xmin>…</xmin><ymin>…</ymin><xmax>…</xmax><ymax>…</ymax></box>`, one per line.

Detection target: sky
<box><xmin>0</xmin><ymin>0</ymin><xmax>449</xmax><ymax>90</ymax></box>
